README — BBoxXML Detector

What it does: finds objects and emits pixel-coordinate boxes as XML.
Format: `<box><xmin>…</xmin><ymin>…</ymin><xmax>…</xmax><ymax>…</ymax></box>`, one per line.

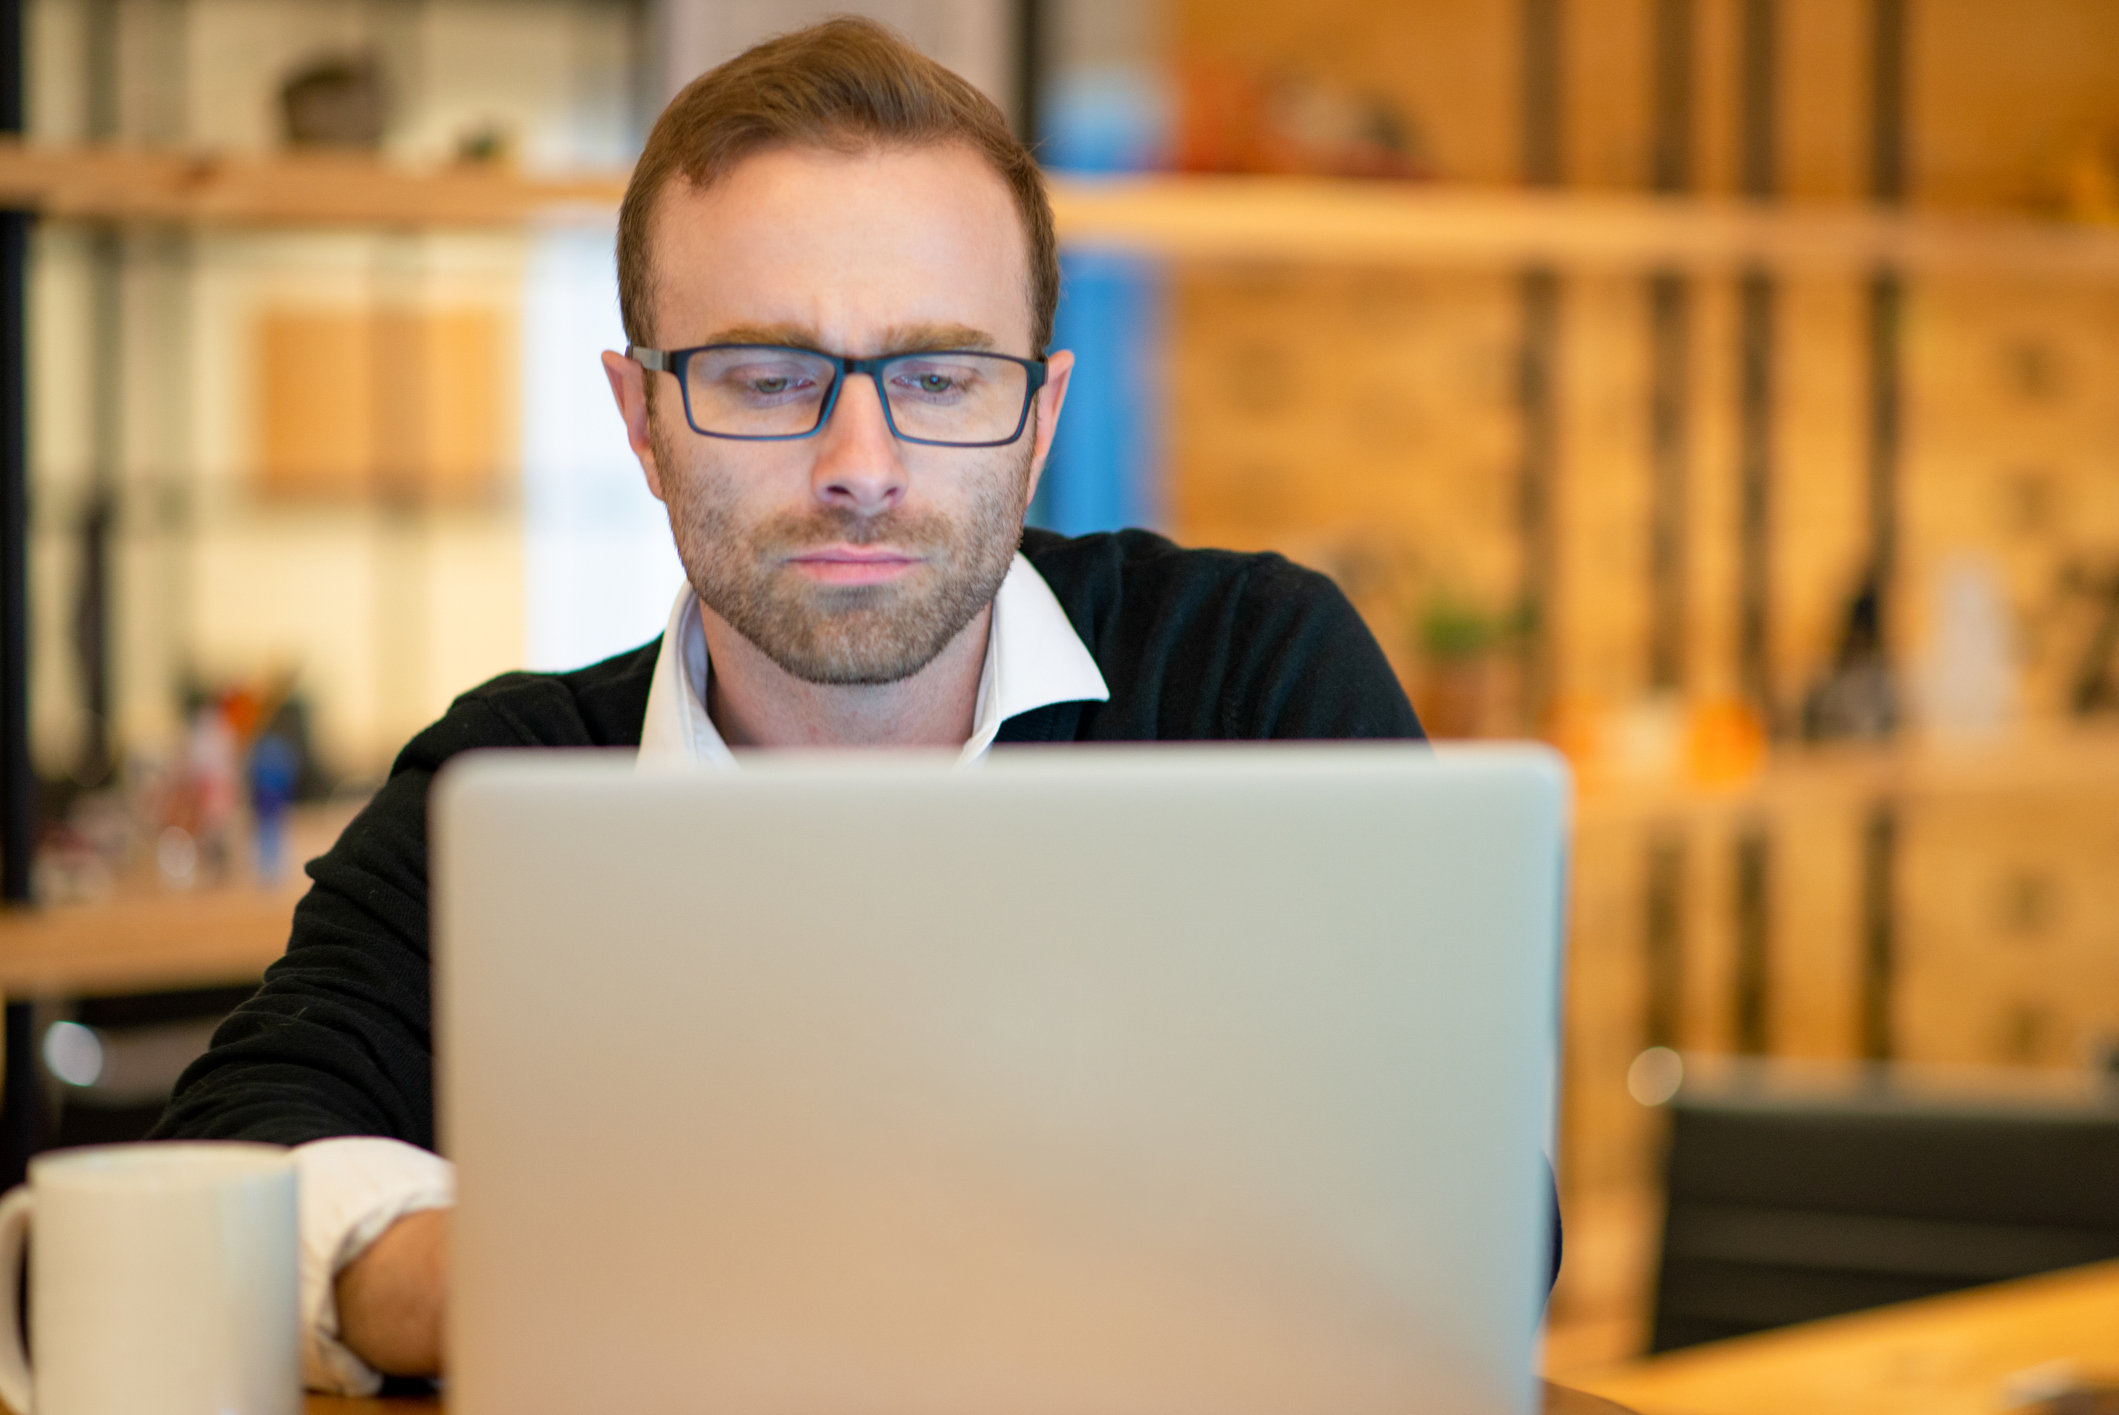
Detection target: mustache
<box><xmin>753</xmin><ymin>504</ymin><xmax>958</xmax><ymax>555</ymax></box>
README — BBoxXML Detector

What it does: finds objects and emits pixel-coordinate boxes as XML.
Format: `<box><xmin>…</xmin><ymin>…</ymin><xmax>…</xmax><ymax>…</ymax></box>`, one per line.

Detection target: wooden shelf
<box><xmin>1561</xmin><ymin>1259</ymin><xmax>2119</xmax><ymax>1415</ymax></box>
<box><xmin>1048</xmin><ymin>174</ymin><xmax>2119</xmax><ymax>278</ymax></box>
<box><xmin>0</xmin><ymin>882</ymin><xmax>303</xmax><ymax>997</ymax></box>
<box><xmin>2</xmin><ymin>142</ymin><xmax>2116</xmax><ymax>278</ymax></box>
<box><xmin>0</xmin><ymin>802</ymin><xmax>361</xmax><ymax>998</ymax></box>
<box><xmin>1567</xmin><ymin>722</ymin><xmax>2119</xmax><ymax>830</ymax></box>
<box><xmin>0</xmin><ymin>140</ymin><xmax>626</xmax><ymax>227</ymax></box>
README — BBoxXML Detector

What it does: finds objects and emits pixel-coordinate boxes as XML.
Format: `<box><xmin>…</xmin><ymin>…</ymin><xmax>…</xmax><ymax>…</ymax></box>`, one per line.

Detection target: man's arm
<box><xmin>336</xmin><ymin>1208</ymin><xmax>449</xmax><ymax>1376</ymax></box>
<box><xmin>156</xmin><ymin>661</ymin><xmax>648</xmax><ymax>1143</ymax></box>
<box><xmin>152</xmin><ymin>754</ymin><xmax>447</xmax><ymax>1147</ymax></box>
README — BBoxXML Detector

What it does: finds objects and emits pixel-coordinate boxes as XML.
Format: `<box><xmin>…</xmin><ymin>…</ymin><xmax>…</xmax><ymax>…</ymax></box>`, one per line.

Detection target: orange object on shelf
<box><xmin>1684</xmin><ymin>699</ymin><xmax>1767</xmax><ymax>788</ymax></box>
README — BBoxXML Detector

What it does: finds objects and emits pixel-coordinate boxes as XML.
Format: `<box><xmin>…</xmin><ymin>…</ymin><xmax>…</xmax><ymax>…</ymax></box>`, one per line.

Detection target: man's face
<box><xmin>612</xmin><ymin>143</ymin><xmax>1071</xmax><ymax>686</ymax></box>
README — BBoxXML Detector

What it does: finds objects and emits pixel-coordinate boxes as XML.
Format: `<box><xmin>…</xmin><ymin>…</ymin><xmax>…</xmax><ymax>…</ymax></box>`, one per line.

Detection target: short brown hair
<box><xmin>618</xmin><ymin>17</ymin><xmax>1059</xmax><ymax>355</ymax></box>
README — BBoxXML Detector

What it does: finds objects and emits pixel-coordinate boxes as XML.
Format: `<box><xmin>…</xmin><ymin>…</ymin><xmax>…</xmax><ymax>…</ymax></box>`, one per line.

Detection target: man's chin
<box><xmin>736</xmin><ymin>588</ymin><xmax>968</xmax><ymax>687</ymax></box>
<box><xmin>766</xmin><ymin>631</ymin><xmax>954</xmax><ymax>687</ymax></box>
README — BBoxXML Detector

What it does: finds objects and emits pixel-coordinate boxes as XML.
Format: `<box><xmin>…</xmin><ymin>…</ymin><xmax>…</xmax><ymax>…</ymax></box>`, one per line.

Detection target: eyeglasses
<box><xmin>629</xmin><ymin>343</ymin><xmax>1048</xmax><ymax>448</ymax></box>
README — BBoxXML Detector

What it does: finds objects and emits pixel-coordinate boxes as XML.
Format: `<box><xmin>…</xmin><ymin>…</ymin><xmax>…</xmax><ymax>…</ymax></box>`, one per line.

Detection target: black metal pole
<box><xmin>1732</xmin><ymin>825</ymin><xmax>1771</xmax><ymax>1054</ymax></box>
<box><xmin>0</xmin><ymin>220</ymin><xmax>26</xmax><ymax>907</ymax></box>
<box><xmin>1646</xmin><ymin>272</ymin><xmax>1690</xmax><ymax>692</ymax></box>
<box><xmin>1645</xmin><ymin>0</ymin><xmax>1693</xmax><ymax>696</ymax></box>
<box><xmin>1865</xmin><ymin>0</ymin><xmax>1907</xmax><ymax>651</ymax></box>
<box><xmin>1644</xmin><ymin>829</ymin><xmax>1686</xmax><ymax>1052</ymax></box>
<box><xmin>1517</xmin><ymin>0</ymin><xmax>1562</xmax><ymax>731</ymax></box>
<box><xmin>1013</xmin><ymin>0</ymin><xmax>1044</xmax><ymax>149</ymax></box>
<box><xmin>1859</xmin><ymin>802</ymin><xmax>1897</xmax><ymax>1062</ymax></box>
<box><xmin>0</xmin><ymin>0</ymin><xmax>41</xmax><ymax>1188</ymax></box>
<box><xmin>1735</xmin><ymin>0</ymin><xmax>1777</xmax><ymax>723</ymax></box>
<box><xmin>0</xmin><ymin>215</ymin><xmax>25</xmax><ymax>907</ymax></box>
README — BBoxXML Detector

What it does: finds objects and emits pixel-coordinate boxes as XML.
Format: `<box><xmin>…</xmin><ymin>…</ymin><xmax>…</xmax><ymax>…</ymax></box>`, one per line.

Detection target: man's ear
<box><xmin>1021</xmin><ymin>348</ymin><xmax>1074</xmax><ymax>511</ymax></box>
<box><xmin>602</xmin><ymin>350</ymin><xmax>668</xmax><ymax>503</ymax></box>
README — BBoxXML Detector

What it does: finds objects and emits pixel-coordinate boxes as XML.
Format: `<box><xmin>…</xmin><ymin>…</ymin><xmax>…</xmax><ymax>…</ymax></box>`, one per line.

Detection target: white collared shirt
<box><xmin>293</xmin><ymin>553</ymin><xmax>1108</xmax><ymax>1393</ymax></box>
<box><xmin>638</xmin><ymin>552</ymin><xmax>1109</xmax><ymax>767</ymax></box>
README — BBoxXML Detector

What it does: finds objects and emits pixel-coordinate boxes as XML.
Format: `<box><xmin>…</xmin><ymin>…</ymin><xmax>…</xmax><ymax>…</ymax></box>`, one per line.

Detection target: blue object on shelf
<box><xmin>248</xmin><ymin>734</ymin><xmax>299</xmax><ymax>883</ymax></box>
<box><xmin>1039</xmin><ymin>67</ymin><xmax>1170</xmax><ymax>175</ymax></box>
<box><xmin>1031</xmin><ymin>250</ymin><xmax>1165</xmax><ymax>538</ymax></box>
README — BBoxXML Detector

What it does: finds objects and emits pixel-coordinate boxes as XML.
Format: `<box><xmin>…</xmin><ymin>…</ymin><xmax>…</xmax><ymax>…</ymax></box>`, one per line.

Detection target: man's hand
<box><xmin>335</xmin><ymin>1207</ymin><xmax>449</xmax><ymax>1376</ymax></box>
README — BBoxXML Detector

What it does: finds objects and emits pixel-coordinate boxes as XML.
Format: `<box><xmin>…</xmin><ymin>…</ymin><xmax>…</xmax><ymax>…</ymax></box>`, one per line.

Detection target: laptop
<box><xmin>434</xmin><ymin>744</ymin><xmax>1568</xmax><ymax>1415</ymax></box>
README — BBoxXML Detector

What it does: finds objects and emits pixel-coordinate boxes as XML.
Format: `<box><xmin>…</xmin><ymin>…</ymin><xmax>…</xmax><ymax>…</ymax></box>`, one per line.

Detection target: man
<box><xmin>156</xmin><ymin>19</ymin><xmax>1439</xmax><ymax>1392</ymax></box>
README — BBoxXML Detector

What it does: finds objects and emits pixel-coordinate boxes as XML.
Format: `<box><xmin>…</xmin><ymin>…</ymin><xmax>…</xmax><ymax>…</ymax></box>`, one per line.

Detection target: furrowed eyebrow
<box><xmin>699</xmin><ymin>324</ymin><xmax>821</xmax><ymax>350</ymax></box>
<box><xmin>690</xmin><ymin>324</ymin><xmax>1002</xmax><ymax>357</ymax></box>
<box><xmin>875</xmin><ymin>324</ymin><xmax>999</xmax><ymax>354</ymax></box>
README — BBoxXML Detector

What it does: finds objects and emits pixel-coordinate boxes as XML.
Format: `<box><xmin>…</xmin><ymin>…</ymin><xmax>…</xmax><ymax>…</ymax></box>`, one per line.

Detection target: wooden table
<box><xmin>1560</xmin><ymin>1259</ymin><xmax>2119</xmax><ymax>1415</ymax></box>
<box><xmin>287</xmin><ymin>1247</ymin><xmax>2119</xmax><ymax>1415</ymax></box>
<box><xmin>89</xmin><ymin>1251</ymin><xmax>2119</xmax><ymax>1415</ymax></box>
<box><xmin>304</xmin><ymin>1381</ymin><xmax>1633</xmax><ymax>1413</ymax></box>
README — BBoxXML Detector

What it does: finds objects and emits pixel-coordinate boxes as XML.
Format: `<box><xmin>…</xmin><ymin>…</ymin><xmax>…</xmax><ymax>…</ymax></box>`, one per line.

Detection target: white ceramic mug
<box><xmin>0</xmin><ymin>1142</ymin><xmax>299</xmax><ymax>1415</ymax></box>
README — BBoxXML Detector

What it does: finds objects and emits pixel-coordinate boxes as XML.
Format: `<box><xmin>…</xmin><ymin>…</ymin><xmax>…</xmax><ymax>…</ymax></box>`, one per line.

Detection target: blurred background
<box><xmin>3</xmin><ymin>0</ymin><xmax>2119</xmax><ymax>1382</ymax></box>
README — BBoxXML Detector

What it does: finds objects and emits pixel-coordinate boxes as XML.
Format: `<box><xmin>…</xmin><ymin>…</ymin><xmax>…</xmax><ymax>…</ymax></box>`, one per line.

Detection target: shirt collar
<box><xmin>636</xmin><ymin>552</ymin><xmax>1108</xmax><ymax>770</ymax></box>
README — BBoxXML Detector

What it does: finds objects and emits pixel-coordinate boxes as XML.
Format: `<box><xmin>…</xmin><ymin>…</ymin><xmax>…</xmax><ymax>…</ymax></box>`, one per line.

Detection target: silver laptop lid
<box><xmin>436</xmin><ymin>744</ymin><xmax>1567</xmax><ymax>1415</ymax></box>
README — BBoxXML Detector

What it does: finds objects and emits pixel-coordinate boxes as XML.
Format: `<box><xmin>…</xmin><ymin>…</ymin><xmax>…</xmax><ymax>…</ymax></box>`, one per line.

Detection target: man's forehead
<box><xmin>645</xmin><ymin>142</ymin><xmax>1033</xmax><ymax>352</ymax></box>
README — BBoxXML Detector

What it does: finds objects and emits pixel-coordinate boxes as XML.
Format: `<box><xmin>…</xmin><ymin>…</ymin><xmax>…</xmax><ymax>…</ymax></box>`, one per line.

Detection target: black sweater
<box><xmin>157</xmin><ymin>528</ymin><xmax>1425</xmax><ymax>1148</ymax></box>
<box><xmin>152</xmin><ymin>526</ymin><xmax>1571</xmax><ymax>1288</ymax></box>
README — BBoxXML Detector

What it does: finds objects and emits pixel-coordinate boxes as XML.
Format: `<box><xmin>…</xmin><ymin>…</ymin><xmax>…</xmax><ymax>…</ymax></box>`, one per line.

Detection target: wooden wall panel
<box><xmin>1768</xmin><ymin>796</ymin><xmax>1866</xmax><ymax>1058</ymax></box>
<box><xmin>1771</xmin><ymin>275</ymin><xmax>1871</xmax><ymax>719</ymax></box>
<box><xmin>1552</xmin><ymin>272</ymin><xmax>1653</xmax><ymax>712</ymax></box>
<box><xmin>1689</xmin><ymin>0</ymin><xmax>1734</xmax><ymax>197</ymax></box>
<box><xmin>1902</xmin><ymin>276</ymin><xmax>2119</xmax><ymax>722</ymax></box>
<box><xmin>1777</xmin><ymin>0</ymin><xmax>1870</xmax><ymax>202</ymax></box>
<box><xmin>1561</xmin><ymin>0</ymin><xmax>1654</xmax><ymax>191</ymax></box>
<box><xmin>258</xmin><ymin>311</ymin><xmax>375</xmax><ymax>497</ymax></box>
<box><xmin>1687</xmin><ymin>275</ymin><xmax>1740</xmax><ymax>701</ymax></box>
<box><xmin>1911</xmin><ymin>0</ymin><xmax>2119</xmax><ymax>211</ymax></box>
<box><xmin>413</xmin><ymin>310</ymin><xmax>510</xmax><ymax>499</ymax></box>
<box><xmin>254</xmin><ymin>305</ymin><xmax>511</xmax><ymax>502</ymax></box>
<box><xmin>1558</xmin><ymin>821</ymin><xmax>1657</xmax><ymax>1195</ymax></box>
<box><xmin>1896</xmin><ymin>789</ymin><xmax>2119</xmax><ymax>1066</ymax></box>
<box><xmin>1169</xmin><ymin>0</ymin><xmax>2119</xmax><ymax>209</ymax></box>
<box><xmin>1679</xmin><ymin>818</ymin><xmax>1738</xmax><ymax>1055</ymax></box>
<box><xmin>1167</xmin><ymin>264</ymin><xmax>1522</xmax><ymax>717</ymax></box>
<box><xmin>1553</xmin><ymin>818</ymin><xmax>1662</xmax><ymax>1332</ymax></box>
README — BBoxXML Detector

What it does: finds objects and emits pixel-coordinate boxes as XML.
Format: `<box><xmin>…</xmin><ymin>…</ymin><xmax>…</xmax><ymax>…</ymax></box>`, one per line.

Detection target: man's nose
<box><xmin>810</xmin><ymin>372</ymin><xmax>907</xmax><ymax>516</ymax></box>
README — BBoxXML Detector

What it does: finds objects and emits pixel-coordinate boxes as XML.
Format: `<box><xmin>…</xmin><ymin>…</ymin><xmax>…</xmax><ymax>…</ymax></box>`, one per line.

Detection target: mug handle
<box><xmin>0</xmin><ymin>1185</ymin><xmax>33</xmax><ymax>1415</ymax></box>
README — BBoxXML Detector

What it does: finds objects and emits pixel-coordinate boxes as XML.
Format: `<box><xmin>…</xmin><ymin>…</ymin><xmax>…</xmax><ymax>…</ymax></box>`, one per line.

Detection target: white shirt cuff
<box><xmin>292</xmin><ymin>1135</ymin><xmax>456</xmax><ymax>1394</ymax></box>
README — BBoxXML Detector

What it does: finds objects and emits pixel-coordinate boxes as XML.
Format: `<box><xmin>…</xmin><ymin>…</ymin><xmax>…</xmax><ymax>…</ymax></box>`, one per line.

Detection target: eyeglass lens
<box><xmin>684</xmin><ymin>347</ymin><xmax>1030</xmax><ymax>444</ymax></box>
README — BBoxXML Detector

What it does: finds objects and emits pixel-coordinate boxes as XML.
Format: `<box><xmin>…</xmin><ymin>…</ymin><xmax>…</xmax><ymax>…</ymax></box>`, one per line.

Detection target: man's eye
<box><xmin>893</xmin><ymin>365</ymin><xmax>975</xmax><ymax>398</ymax></box>
<box><xmin>727</xmin><ymin>370</ymin><xmax>815</xmax><ymax>398</ymax></box>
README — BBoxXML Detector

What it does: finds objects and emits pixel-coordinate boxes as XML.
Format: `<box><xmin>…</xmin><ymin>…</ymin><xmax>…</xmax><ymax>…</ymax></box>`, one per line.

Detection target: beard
<box><xmin>655</xmin><ymin>422</ymin><xmax>1033</xmax><ymax>686</ymax></box>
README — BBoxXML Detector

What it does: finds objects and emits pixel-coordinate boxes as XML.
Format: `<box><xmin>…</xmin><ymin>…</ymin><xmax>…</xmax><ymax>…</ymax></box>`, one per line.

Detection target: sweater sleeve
<box><xmin>151</xmin><ymin>692</ymin><xmax>537</xmax><ymax>1149</ymax></box>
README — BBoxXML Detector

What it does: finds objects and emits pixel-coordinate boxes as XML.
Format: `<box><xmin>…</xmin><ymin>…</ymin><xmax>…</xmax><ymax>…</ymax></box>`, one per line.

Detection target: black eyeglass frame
<box><xmin>629</xmin><ymin>342</ymin><xmax>1049</xmax><ymax>448</ymax></box>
